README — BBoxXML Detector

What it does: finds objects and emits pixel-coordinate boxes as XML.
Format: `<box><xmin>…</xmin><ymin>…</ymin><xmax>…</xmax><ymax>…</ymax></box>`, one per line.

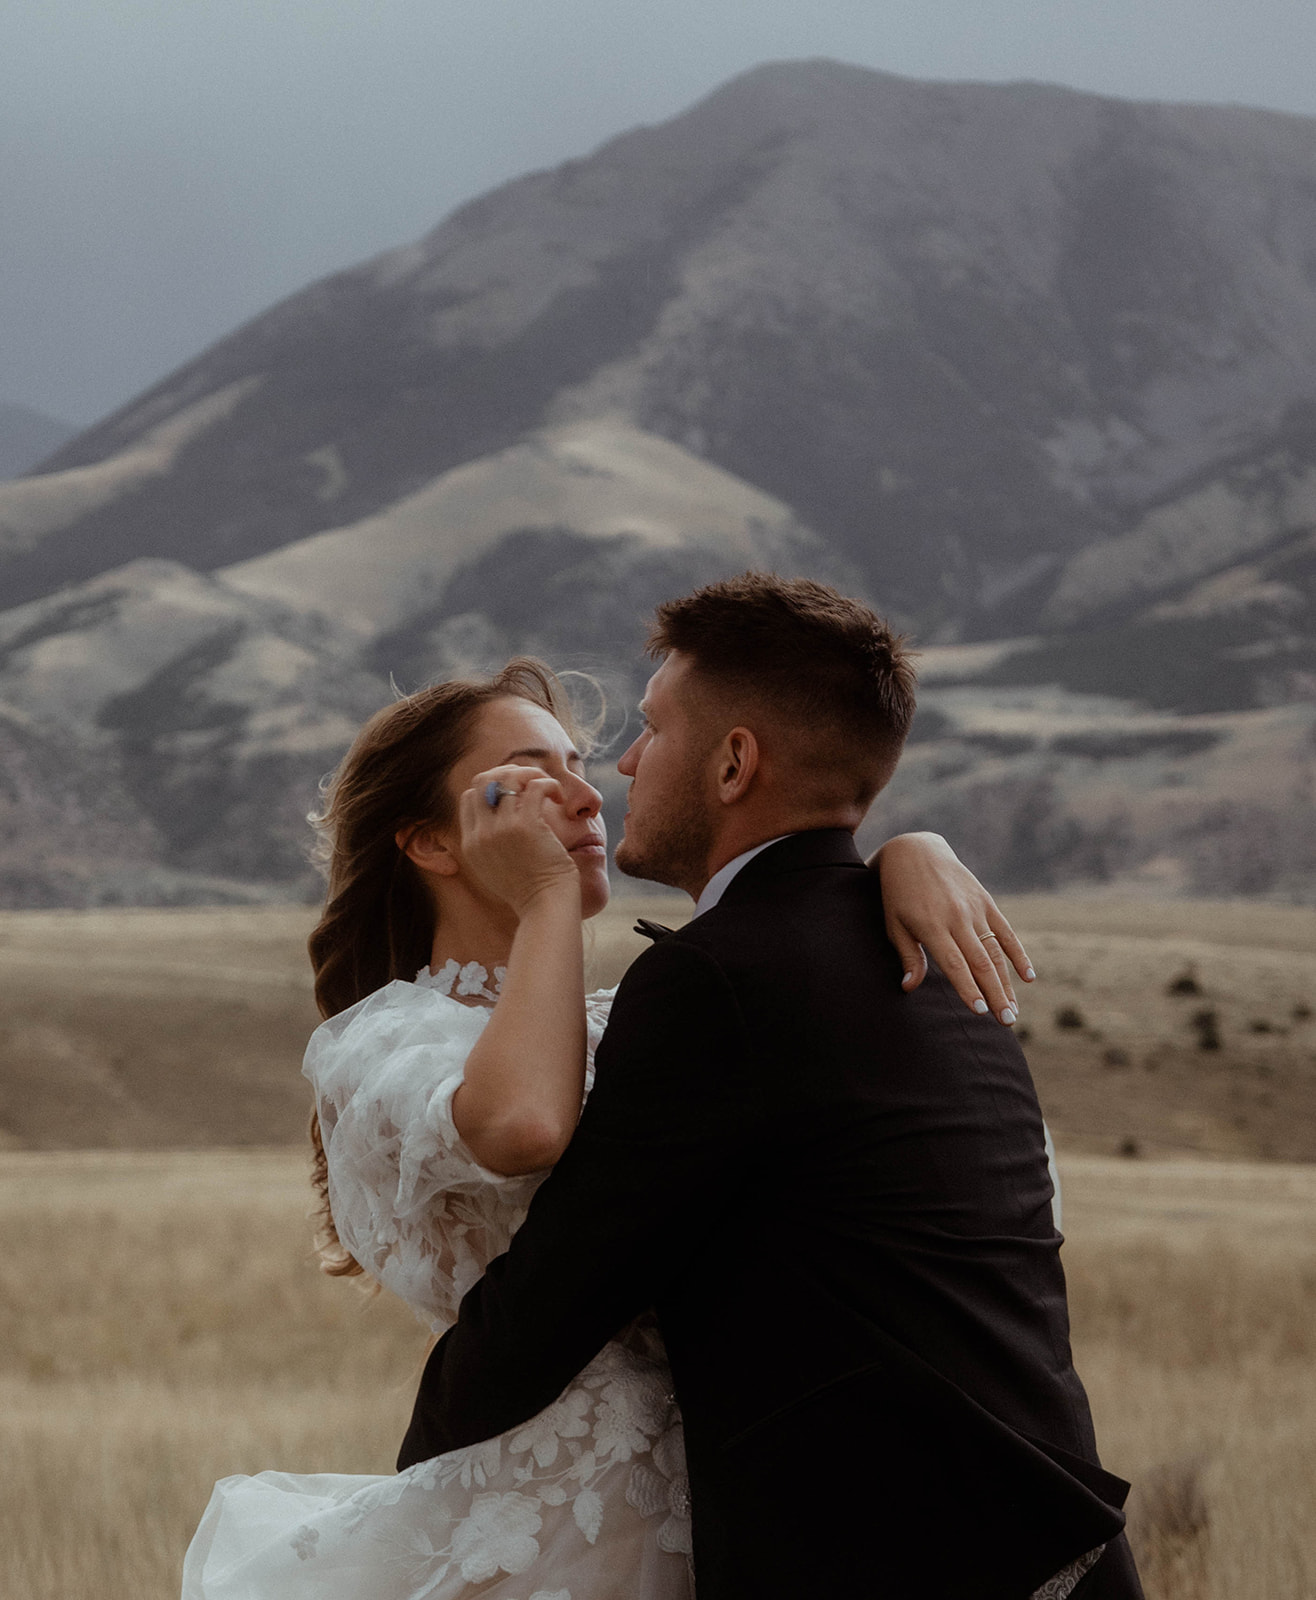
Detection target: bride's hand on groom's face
<box><xmin>871</xmin><ymin>832</ymin><xmax>1035</xmax><ymax>1026</ymax></box>
<box><xmin>457</xmin><ymin>764</ymin><xmax>582</xmax><ymax>917</ymax></box>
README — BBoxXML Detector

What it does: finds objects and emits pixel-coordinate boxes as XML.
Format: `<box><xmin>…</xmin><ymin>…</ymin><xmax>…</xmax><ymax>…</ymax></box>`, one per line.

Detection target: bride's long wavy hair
<box><xmin>305</xmin><ymin>658</ymin><xmax>588</xmax><ymax>1276</ymax></box>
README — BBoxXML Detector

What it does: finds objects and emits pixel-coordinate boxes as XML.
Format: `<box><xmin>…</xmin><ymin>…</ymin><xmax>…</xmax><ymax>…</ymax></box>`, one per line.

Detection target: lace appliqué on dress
<box><xmin>416</xmin><ymin>960</ymin><xmax>507</xmax><ymax>1003</ymax></box>
<box><xmin>1032</xmin><ymin>1544</ymin><xmax>1106</xmax><ymax>1599</ymax></box>
<box><xmin>279</xmin><ymin>1340</ymin><xmax>687</xmax><ymax>1592</ymax></box>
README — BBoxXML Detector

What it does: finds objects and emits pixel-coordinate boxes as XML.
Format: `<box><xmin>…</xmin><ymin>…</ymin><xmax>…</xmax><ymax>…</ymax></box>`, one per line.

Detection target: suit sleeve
<box><xmin>398</xmin><ymin>936</ymin><xmax>758</xmax><ymax>1468</ymax></box>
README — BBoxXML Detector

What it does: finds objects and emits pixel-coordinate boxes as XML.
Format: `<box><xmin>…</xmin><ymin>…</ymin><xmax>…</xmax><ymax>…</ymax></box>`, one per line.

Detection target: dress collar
<box><xmin>415</xmin><ymin>959</ymin><xmax>505</xmax><ymax>1003</ymax></box>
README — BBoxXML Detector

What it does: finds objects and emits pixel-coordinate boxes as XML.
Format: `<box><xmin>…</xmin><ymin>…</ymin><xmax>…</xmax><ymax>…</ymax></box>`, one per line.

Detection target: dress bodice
<box><xmin>303</xmin><ymin>964</ymin><xmax>614</xmax><ymax>1331</ymax></box>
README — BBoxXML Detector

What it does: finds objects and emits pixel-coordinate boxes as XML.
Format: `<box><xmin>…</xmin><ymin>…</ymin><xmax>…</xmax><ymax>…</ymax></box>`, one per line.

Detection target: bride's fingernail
<box><xmin>1001</xmin><ymin>1006</ymin><xmax>1017</xmax><ymax>1025</ymax></box>
<box><xmin>973</xmin><ymin>999</ymin><xmax>989</xmax><ymax>1015</ymax></box>
<box><xmin>1024</xmin><ymin>967</ymin><xmax>1037</xmax><ymax>981</ymax></box>
<box><xmin>902</xmin><ymin>971</ymin><xmax>914</xmax><ymax>988</ymax></box>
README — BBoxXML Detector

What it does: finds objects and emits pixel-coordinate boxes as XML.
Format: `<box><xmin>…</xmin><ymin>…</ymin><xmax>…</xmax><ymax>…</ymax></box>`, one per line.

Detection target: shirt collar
<box><xmin>692</xmin><ymin>835</ymin><xmax>794</xmax><ymax>919</ymax></box>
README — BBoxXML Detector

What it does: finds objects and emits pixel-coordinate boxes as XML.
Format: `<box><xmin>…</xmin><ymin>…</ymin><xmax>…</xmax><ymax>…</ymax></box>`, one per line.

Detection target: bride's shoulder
<box><xmin>303</xmin><ymin>966</ymin><xmax>492</xmax><ymax>1094</ymax></box>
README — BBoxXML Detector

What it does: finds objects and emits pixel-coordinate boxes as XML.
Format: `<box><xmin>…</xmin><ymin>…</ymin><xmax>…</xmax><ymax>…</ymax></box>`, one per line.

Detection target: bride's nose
<box><xmin>566</xmin><ymin>774</ymin><xmax>603</xmax><ymax>818</ymax></box>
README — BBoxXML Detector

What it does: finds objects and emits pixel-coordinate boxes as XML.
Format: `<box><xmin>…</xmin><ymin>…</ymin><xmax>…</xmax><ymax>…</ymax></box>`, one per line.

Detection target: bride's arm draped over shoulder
<box><xmin>447</xmin><ymin>765</ymin><xmax>589</xmax><ymax>1176</ymax></box>
<box><xmin>871</xmin><ymin>831</ymin><xmax>1034</xmax><ymax>1026</ymax></box>
<box><xmin>872</xmin><ymin>833</ymin><xmax>1065</xmax><ymax>1231</ymax></box>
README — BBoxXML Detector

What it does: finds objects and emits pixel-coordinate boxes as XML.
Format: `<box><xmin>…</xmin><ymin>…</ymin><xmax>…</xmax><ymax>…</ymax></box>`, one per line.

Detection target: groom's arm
<box><xmin>398</xmin><ymin>935</ymin><xmax>758</xmax><ymax>1468</ymax></box>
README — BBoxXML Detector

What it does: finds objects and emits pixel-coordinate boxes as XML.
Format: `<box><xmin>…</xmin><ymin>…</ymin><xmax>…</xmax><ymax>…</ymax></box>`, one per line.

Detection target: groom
<box><xmin>399</xmin><ymin>574</ymin><xmax>1143</xmax><ymax>1598</ymax></box>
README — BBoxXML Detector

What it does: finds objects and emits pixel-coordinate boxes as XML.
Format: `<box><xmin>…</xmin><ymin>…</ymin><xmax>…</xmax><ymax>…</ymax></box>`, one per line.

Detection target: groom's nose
<box><xmin>617</xmin><ymin>731</ymin><xmax>646</xmax><ymax>775</ymax></box>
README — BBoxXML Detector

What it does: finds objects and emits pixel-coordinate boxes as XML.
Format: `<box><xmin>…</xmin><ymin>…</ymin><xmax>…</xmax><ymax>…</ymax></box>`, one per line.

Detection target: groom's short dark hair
<box><xmin>648</xmin><ymin>572</ymin><xmax>917</xmax><ymax>803</ymax></box>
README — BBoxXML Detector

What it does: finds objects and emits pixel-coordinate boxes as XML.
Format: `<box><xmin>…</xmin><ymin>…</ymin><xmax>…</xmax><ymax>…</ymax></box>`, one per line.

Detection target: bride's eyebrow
<box><xmin>502</xmin><ymin>745</ymin><xmax>584</xmax><ymax>764</ymax></box>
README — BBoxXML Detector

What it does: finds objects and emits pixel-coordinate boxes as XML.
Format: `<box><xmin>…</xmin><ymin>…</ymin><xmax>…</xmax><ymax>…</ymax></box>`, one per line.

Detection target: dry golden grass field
<box><xmin>0</xmin><ymin>895</ymin><xmax>1313</xmax><ymax>1597</ymax></box>
<box><xmin>1</xmin><ymin>1151</ymin><xmax>1313</xmax><ymax>1599</ymax></box>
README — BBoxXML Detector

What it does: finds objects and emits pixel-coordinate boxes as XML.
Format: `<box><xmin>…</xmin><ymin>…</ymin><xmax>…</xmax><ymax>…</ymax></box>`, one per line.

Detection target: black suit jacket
<box><xmin>399</xmin><ymin>830</ymin><xmax>1140</xmax><ymax>1598</ymax></box>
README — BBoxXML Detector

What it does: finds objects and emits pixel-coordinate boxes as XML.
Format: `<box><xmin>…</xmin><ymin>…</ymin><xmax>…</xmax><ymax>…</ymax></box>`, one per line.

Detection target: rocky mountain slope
<box><xmin>1</xmin><ymin>60</ymin><xmax>1314</xmax><ymax>904</ymax></box>
<box><xmin>10</xmin><ymin>62</ymin><xmax>1316</xmax><ymax>629</ymax></box>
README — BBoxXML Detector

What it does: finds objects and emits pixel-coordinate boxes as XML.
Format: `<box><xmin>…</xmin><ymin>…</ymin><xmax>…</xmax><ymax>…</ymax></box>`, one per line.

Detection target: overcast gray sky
<box><xmin>5</xmin><ymin>0</ymin><xmax>1316</xmax><ymax>427</ymax></box>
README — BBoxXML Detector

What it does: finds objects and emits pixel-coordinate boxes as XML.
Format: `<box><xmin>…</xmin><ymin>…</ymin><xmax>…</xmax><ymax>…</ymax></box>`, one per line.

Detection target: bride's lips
<box><xmin>569</xmin><ymin>837</ymin><xmax>608</xmax><ymax>858</ymax></box>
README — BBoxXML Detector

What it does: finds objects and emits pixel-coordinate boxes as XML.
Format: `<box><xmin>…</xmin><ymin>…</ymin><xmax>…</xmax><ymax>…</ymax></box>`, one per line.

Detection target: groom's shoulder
<box><xmin>615</xmin><ymin>918</ymin><xmax>738</xmax><ymax>998</ymax></box>
<box><xmin>614</xmin><ymin>834</ymin><xmax>891</xmax><ymax>1005</ymax></box>
<box><xmin>673</xmin><ymin>856</ymin><xmax>893</xmax><ymax>990</ymax></box>
<box><xmin>700</xmin><ymin>852</ymin><xmax>884</xmax><ymax>944</ymax></box>
<box><xmin>602</xmin><ymin>923</ymin><xmax>755</xmax><ymax>1054</ymax></box>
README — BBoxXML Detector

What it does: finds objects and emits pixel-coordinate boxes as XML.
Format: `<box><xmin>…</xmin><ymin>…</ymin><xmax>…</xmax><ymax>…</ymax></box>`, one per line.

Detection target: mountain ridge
<box><xmin>0</xmin><ymin>403</ymin><xmax>78</xmax><ymax>482</ymax></box>
<box><xmin>12</xmin><ymin>61</ymin><xmax>1316</xmax><ymax>632</ymax></box>
<box><xmin>1</xmin><ymin>60</ymin><xmax>1314</xmax><ymax>904</ymax></box>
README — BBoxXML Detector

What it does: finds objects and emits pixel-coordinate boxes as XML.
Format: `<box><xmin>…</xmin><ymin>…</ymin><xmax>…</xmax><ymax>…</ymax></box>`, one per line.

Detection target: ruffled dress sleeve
<box><xmin>303</xmin><ymin>976</ymin><xmax>544</xmax><ymax>1331</ymax></box>
<box><xmin>304</xmin><ymin>975</ymin><xmax>616</xmax><ymax>1333</ymax></box>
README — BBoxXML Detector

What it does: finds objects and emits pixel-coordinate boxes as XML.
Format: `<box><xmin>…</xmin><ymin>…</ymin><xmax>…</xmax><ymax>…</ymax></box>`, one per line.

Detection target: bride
<box><xmin>182</xmin><ymin>658</ymin><xmax>1033</xmax><ymax>1600</ymax></box>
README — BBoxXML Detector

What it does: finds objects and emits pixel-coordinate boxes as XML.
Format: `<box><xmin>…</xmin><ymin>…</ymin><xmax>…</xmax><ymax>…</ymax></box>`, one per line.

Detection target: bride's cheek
<box><xmin>580</xmin><ymin>865</ymin><xmax>611</xmax><ymax>917</ymax></box>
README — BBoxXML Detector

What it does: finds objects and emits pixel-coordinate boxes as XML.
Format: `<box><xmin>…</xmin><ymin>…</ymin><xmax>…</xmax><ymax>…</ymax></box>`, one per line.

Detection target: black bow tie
<box><xmin>634</xmin><ymin>918</ymin><xmax>675</xmax><ymax>943</ymax></box>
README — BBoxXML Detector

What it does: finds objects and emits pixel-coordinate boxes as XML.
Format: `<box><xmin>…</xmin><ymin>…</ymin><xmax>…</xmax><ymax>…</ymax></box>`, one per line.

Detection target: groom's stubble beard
<box><xmin>614</xmin><ymin>765</ymin><xmax>717</xmax><ymax>894</ymax></box>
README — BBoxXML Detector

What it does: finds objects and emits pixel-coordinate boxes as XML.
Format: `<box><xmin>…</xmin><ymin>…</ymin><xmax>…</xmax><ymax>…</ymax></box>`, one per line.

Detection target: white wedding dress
<box><xmin>182</xmin><ymin>961</ymin><xmax>695</xmax><ymax>1600</ymax></box>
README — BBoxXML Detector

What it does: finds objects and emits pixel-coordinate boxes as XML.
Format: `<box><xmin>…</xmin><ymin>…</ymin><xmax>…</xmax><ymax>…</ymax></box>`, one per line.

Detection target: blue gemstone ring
<box><xmin>484</xmin><ymin>781</ymin><xmax>519</xmax><ymax>809</ymax></box>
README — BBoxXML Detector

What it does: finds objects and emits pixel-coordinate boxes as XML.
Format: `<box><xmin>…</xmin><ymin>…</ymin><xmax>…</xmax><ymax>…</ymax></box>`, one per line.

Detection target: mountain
<box><xmin>1</xmin><ymin>60</ymin><xmax>1314</xmax><ymax>904</ymax></box>
<box><xmin>11</xmin><ymin>62</ymin><xmax>1316</xmax><ymax>631</ymax></box>
<box><xmin>0</xmin><ymin>403</ymin><xmax>77</xmax><ymax>481</ymax></box>
<box><xmin>0</xmin><ymin>426</ymin><xmax>821</xmax><ymax>897</ymax></box>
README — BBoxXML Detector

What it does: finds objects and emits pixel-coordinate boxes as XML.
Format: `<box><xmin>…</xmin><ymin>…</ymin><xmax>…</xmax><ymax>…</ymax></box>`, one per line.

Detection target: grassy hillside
<box><xmin>1</xmin><ymin>895</ymin><xmax>1311</xmax><ymax>1159</ymax></box>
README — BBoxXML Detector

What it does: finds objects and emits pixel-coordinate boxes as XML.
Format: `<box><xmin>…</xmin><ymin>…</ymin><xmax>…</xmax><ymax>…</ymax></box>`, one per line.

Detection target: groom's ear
<box><xmin>397</xmin><ymin>823</ymin><xmax>460</xmax><ymax>877</ymax></box>
<box><xmin>715</xmin><ymin>727</ymin><xmax>759</xmax><ymax>804</ymax></box>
